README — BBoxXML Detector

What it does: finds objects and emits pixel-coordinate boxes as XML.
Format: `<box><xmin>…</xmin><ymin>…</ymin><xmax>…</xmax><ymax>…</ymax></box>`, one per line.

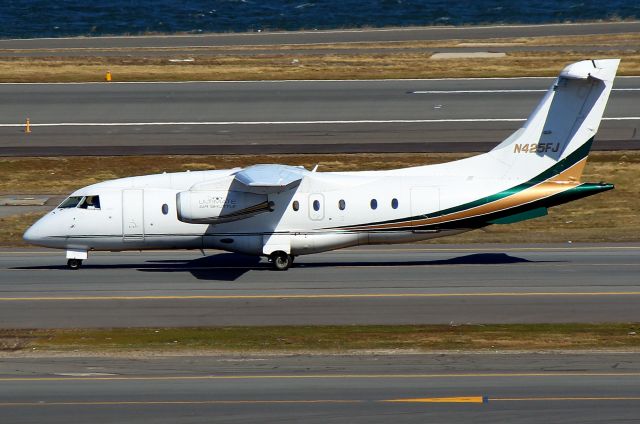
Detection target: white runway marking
<box><xmin>411</xmin><ymin>88</ymin><xmax>640</xmax><ymax>94</ymax></box>
<box><xmin>54</xmin><ymin>373</ymin><xmax>117</xmax><ymax>377</ymax></box>
<box><xmin>0</xmin><ymin>119</ymin><xmax>525</xmax><ymax>127</ymax></box>
<box><xmin>0</xmin><ymin>117</ymin><xmax>638</xmax><ymax>127</ymax></box>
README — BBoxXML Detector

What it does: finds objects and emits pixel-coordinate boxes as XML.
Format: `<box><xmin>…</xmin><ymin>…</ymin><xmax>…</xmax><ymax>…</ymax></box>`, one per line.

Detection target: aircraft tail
<box><xmin>487</xmin><ymin>59</ymin><xmax>619</xmax><ymax>183</ymax></box>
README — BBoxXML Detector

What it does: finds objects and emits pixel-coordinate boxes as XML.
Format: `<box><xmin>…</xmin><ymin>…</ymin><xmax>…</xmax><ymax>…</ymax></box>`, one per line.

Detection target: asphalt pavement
<box><xmin>1</xmin><ymin>352</ymin><xmax>639</xmax><ymax>423</ymax></box>
<box><xmin>1</xmin><ymin>78</ymin><xmax>639</xmax><ymax>155</ymax></box>
<box><xmin>1</xmin><ymin>244</ymin><xmax>639</xmax><ymax>327</ymax></box>
<box><xmin>1</xmin><ymin>21</ymin><xmax>639</xmax><ymax>51</ymax></box>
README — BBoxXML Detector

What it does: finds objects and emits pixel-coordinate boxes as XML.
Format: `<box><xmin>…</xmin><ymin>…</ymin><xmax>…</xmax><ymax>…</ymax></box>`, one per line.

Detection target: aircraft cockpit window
<box><xmin>78</xmin><ymin>195</ymin><xmax>101</xmax><ymax>210</ymax></box>
<box><xmin>58</xmin><ymin>196</ymin><xmax>83</xmax><ymax>209</ymax></box>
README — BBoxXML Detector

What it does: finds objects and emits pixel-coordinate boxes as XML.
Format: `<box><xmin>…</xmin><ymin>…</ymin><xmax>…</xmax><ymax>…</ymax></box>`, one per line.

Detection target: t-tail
<box><xmin>489</xmin><ymin>58</ymin><xmax>619</xmax><ymax>186</ymax></box>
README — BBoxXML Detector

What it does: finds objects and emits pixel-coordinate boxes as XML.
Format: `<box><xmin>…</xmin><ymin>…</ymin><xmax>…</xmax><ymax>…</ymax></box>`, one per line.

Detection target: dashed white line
<box><xmin>411</xmin><ymin>88</ymin><xmax>640</xmax><ymax>94</ymax></box>
<box><xmin>0</xmin><ymin>117</ymin><xmax>638</xmax><ymax>127</ymax></box>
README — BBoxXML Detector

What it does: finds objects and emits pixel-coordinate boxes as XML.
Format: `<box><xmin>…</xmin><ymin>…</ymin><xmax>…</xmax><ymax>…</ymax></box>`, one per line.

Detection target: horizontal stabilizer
<box><xmin>560</xmin><ymin>59</ymin><xmax>618</xmax><ymax>82</ymax></box>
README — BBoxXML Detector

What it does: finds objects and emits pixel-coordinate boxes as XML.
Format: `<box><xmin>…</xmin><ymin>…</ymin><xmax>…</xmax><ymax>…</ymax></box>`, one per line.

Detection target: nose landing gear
<box><xmin>66</xmin><ymin>249</ymin><xmax>88</xmax><ymax>270</ymax></box>
<box><xmin>67</xmin><ymin>259</ymin><xmax>83</xmax><ymax>270</ymax></box>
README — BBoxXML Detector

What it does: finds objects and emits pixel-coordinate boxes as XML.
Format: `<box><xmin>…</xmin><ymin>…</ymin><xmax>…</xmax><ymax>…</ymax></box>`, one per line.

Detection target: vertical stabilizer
<box><xmin>489</xmin><ymin>59</ymin><xmax>619</xmax><ymax>183</ymax></box>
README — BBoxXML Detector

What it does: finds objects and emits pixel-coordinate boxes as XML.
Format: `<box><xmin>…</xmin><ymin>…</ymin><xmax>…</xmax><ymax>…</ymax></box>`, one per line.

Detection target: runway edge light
<box><xmin>105</xmin><ymin>71</ymin><xmax>112</xmax><ymax>82</ymax></box>
<box><xmin>25</xmin><ymin>118</ymin><xmax>31</xmax><ymax>134</ymax></box>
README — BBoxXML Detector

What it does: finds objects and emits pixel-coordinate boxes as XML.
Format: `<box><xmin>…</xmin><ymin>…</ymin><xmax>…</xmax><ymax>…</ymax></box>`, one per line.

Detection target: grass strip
<box><xmin>2</xmin><ymin>324</ymin><xmax>640</xmax><ymax>354</ymax></box>
<box><xmin>1</xmin><ymin>30</ymin><xmax>640</xmax><ymax>81</ymax></box>
<box><xmin>1</xmin><ymin>151</ymin><xmax>638</xmax><ymax>245</ymax></box>
<box><xmin>1</xmin><ymin>50</ymin><xmax>639</xmax><ymax>83</ymax></box>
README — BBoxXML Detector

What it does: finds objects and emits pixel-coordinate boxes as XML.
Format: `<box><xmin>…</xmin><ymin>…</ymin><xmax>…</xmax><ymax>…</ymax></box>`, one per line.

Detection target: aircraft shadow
<box><xmin>297</xmin><ymin>252</ymin><xmax>556</xmax><ymax>268</ymax></box>
<box><xmin>140</xmin><ymin>253</ymin><xmax>264</xmax><ymax>281</ymax></box>
<box><xmin>12</xmin><ymin>252</ymin><xmax>556</xmax><ymax>282</ymax></box>
<box><xmin>11</xmin><ymin>253</ymin><xmax>265</xmax><ymax>282</ymax></box>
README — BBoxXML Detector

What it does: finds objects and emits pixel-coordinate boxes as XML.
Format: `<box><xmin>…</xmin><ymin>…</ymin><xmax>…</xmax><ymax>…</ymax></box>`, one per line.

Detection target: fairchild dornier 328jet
<box><xmin>24</xmin><ymin>59</ymin><xmax>619</xmax><ymax>270</ymax></box>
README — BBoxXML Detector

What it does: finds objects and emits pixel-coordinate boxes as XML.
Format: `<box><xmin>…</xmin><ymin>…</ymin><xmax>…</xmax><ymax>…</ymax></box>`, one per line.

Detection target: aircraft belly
<box><xmin>60</xmin><ymin>234</ymin><xmax>204</xmax><ymax>251</ymax></box>
<box><xmin>203</xmin><ymin>235</ymin><xmax>263</xmax><ymax>255</ymax></box>
<box><xmin>290</xmin><ymin>232</ymin><xmax>359</xmax><ymax>255</ymax></box>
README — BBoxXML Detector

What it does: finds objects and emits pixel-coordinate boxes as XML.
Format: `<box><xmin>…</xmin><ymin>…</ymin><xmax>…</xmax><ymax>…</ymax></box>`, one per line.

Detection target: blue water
<box><xmin>1</xmin><ymin>0</ymin><xmax>638</xmax><ymax>39</ymax></box>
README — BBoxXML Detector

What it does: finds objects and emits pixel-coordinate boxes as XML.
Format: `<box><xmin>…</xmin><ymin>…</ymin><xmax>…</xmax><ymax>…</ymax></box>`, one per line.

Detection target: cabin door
<box><xmin>410</xmin><ymin>187</ymin><xmax>440</xmax><ymax>217</ymax></box>
<box><xmin>122</xmin><ymin>189</ymin><xmax>145</xmax><ymax>240</ymax></box>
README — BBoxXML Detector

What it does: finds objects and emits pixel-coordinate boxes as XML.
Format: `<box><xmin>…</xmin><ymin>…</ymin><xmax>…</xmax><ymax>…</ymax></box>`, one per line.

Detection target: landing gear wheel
<box><xmin>67</xmin><ymin>259</ymin><xmax>82</xmax><ymax>270</ymax></box>
<box><xmin>270</xmin><ymin>251</ymin><xmax>293</xmax><ymax>271</ymax></box>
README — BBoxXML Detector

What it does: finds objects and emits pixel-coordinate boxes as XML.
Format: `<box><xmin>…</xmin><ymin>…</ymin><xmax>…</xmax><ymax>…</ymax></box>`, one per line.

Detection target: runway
<box><xmin>1</xmin><ymin>353</ymin><xmax>639</xmax><ymax>423</ymax></box>
<box><xmin>2</xmin><ymin>78</ymin><xmax>639</xmax><ymax>156</ymax></box>
<box><xmin>1</xmin><ymin>244</ymin><xmax>639</xmax><ymax>328</ymax></box>
<box><xmin>2</xmin><ymin>21</ymin><xmax>639</xmax><ymax>53</ymax></box>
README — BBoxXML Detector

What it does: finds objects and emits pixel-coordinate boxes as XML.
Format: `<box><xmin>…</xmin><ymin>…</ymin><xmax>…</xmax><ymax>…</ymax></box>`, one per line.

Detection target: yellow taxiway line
<box><xmin>1</xmin><ymin>396</ymin><xmax>640</xmax><ymax>407</ymax></box>
<box><xmin>0</xmin><ymin>400</ymin><xmax>363</xmax><ymax>407</ymax></box>
<box><xmin>492</xmin><ymin>396</ymin><xmax>640</xmax><ymax>402</ymax></box>
<box><xmin>384</xmin><ymin>396</ymin><xmax>486</xmax><ymax>403</ymax></box>
<box><xmin>2</xmin><ymin>371</ymin><xmax>640</xmax><ymax>382</ymax></box>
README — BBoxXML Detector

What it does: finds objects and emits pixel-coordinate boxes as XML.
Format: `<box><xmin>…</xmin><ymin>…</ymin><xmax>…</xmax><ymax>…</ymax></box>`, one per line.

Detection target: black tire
<box><xmin>270</xmin><ymin>251</ymin><xmax>292</xmax><ymax>271</ymax></box>
<box><xmin>67</xmin><ymin>259</ymin><xmax>82</xmax><ymax>270</ymax></box>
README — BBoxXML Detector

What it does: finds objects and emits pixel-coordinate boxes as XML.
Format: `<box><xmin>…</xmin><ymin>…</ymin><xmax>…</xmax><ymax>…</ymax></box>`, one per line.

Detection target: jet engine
<box><xmin>176</xmin><ymin>190</ymin><xmax>273</xmax><ymax>224</ymax></box>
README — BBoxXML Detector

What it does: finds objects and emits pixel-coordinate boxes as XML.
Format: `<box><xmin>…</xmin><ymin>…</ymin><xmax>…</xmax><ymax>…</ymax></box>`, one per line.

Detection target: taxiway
<box><xmin>1</xmin><ymin>78</ymin><xmax>639</xmax><ymax>155</ymax></box>
<box><xmin>1</xmin><ymin>244</ymin><xmax>638</xmax><ymax>328</ymax></box>
<box><xmin>0</xmin><ymin>352</ymin><xmax>639</xmax><ymax>423</ymax></box>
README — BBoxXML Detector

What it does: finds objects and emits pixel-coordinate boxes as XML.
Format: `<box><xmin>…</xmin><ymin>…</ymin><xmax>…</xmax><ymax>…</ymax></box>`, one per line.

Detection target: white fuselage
<box><xmin>25</xmin><ymin>167</ymin><xmax>485</xmax><ymax>256</ymax></box>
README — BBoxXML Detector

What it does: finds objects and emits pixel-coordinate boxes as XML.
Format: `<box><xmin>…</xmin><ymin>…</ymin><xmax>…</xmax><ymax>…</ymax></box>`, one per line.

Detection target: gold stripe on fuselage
<box><xmin>338</xmin><ymin>157</ymin><xmax>587</xmax><ymax>232</ymax></box>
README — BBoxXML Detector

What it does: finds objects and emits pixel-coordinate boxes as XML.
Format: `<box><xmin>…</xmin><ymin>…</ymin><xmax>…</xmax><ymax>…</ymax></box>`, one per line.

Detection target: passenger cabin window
<box><xmin>58</xmin><ymin>196</ymin><xmax>83</xmax><ymax>209</ymax></box>
<box><xmin>162</xmin><ymin>204</ymin><xmax>169</xmax><ymax>215</ymax></box>
<box><xmin>391</xmin><ymin>198</ymin><xmax>399</xmax><ymax>209</ymax></box>
<box><xmin>292</xmin><ymin>200</ymin><xmax>300</xmax><ymax>211</ymax></box>
<box><xmin>370</xmin><ymin>199</ymin><xmax>378</xmax><ymax>210</ymax></box>
<box><xmin>78</xmin><ymin>195</ymin><xmax>101</xmax><ymax>210</ymax></box>
<box><xmin>338</xmin><ymin>199</ymin><xmax>346</xmax><ymax>210</ymax></box>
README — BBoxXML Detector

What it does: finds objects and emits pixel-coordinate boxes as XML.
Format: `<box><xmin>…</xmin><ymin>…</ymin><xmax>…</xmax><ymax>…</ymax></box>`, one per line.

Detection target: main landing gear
<box><xmin>269</xmin><ymin>251</ymin><xmax>294</xmax><ymax>271</ymax></box>
<box><xmin>67</xmin><ymin>259</ymin><xmax>83</xmax><ymax>270</ymax></box>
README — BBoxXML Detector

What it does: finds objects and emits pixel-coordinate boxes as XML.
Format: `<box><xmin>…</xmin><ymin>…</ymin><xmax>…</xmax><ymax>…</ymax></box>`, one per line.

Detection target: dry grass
<box><xmin>2</xmin><ymin>324</ymin><xmax>640</xmax><ymax>353</ymax></box>
<box><xmin>0</xmin><ymin>152</ymin><xmax>470</xmax><ymax>194</ymax></box>
<box><xmin>0</xmin><ymin>50</ymin><xmax>639</xmax><ymax>83</ymax></box>
<box><xmin>0</xmin><ymin>212</ymin><xmax>44</xmax><ymax>246</ymax></box>
<box><xmin>0</xmin><ymin>151</ymin><xmax>638</xmax><ymax>246</ymax></box>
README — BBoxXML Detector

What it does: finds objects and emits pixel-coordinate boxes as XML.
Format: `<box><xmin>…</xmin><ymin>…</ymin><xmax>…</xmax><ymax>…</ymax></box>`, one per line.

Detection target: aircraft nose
<box><xmin>23</xmin><ymin>219</ymin><xmax>45</xmax><ymax>245</ymax></box>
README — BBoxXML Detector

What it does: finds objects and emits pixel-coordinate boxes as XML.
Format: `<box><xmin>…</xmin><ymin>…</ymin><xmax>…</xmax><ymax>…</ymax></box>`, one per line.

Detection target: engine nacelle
<box><xmin>176</xmin><ymin>190</ymin><xmax>272</xmax><ymax>224</ymax></box>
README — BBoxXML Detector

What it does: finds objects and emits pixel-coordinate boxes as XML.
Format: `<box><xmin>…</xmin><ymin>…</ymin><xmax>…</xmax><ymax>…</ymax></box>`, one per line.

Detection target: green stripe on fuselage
<box><xmin>329</xmin><ymin>137</ymin><xmax>595</xmax><ymax>230</ymax></box>
<box><xmin>489</xmin><ymin>207</ymin><xmax>548</xmax><ymax>224</ymax></box>
<box><xmin>406</xmin><ymin>182</ymin><xmax>613</xmax><ymax>231</ymax></box>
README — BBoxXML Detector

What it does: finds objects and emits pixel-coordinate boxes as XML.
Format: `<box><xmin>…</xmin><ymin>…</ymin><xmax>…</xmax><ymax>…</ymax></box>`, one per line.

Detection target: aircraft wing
<box><xmin>232</xmin><ymin>164</ymin><xmax>309</xmax><ymax>194</ymax></box>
